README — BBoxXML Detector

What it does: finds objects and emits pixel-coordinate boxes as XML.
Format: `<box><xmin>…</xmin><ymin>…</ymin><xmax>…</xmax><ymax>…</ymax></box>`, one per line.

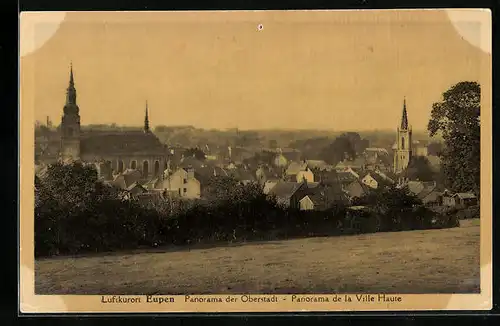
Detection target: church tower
<box><xmin>393</xmin><ymin>97</ymin><xmax>412</xmax><ymax>174</ymax></box>
<box><xmin>144</xmin><ymin>100</ymin><xmax>150</xmax><ymax>133</ymax></box>
<box><xmin>60</xmin><ymin>63</ymin><xmax>81</xmax><ymax>161</ymax></box>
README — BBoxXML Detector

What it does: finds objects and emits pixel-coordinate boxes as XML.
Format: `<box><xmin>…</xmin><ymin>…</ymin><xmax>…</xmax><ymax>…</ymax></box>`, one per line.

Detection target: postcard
<box><xmin>20</xmin><ymin>9</ymin><xmax>492</xmax><ymax>313</ymax></box>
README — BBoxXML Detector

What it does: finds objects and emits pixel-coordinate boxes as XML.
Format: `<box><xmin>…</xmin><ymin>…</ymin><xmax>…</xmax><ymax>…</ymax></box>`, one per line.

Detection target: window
<box><xmin>143</xmin><ymin>161</ymin><xmax>149</xmax><ymax>178</ymax></box>
<box><xmin>154</xmin><ymin>160</ymin><xmax>160</xmax><ymax>176</ymax></box>
<box><xmin>131</xmin><ymin>160</ymin><xmax>137</xmax><ymax>169</ymax></box>
<box><xmin>183</xmin><ymin>178</ymin><xmax>187</xmax><ymax>184</ymax></box>
<box><xmin>401</xmin><ymin>137</ymin><xmax>405</xmax><ymax>150</ymax></box>
<box><xmin>118</xmin><ymin>160</ymin><xmax>124</xmax><ymax>173</ymax></box>
<box><xmin>183</xmin><ymin>188</ymin><xmax>187</xmax><ymax>193</ymax></box>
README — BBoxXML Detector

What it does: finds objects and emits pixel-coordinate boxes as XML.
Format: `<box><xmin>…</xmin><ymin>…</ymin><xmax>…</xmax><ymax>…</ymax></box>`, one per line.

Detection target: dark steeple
<box><xmin>63</xmin><ymin>63</ymin><xmax>79</xmax><ymax>115</ymax></box>
<box><xmin>144</xmin><ymin>100</ymin><xmax>150</xmax><ymax>132</ymax></box>
<box><xmin>66</xmin><ymin>62</ymin><xmax>77</xmax><ymax>105</ymax></box>
<box><xmin>400</xmin><ymin>97</ymin><xmax>408</xmax><ymax>130</ymax></box>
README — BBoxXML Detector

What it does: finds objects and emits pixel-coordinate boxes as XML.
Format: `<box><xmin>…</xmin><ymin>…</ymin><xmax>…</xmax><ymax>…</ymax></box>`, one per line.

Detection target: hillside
<box><xmin>35</xmin><ymin>219</ymin><xmax>480</xmax><ymax>295</ymax></box>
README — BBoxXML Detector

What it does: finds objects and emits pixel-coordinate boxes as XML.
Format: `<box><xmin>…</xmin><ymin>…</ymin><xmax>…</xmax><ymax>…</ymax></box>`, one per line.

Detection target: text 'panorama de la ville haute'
<box><xmin>100</xmin><ymin>294</ymin><xmax>403</xmax><ymax>304</ymax></box>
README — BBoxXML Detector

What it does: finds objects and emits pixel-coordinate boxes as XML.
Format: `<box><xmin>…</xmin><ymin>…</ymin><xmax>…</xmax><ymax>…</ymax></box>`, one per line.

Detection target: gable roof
<box><xmin>179</xmin><ymin>156</ymin><xmax>206</xmax><ymax>170</ymax></box>
<box><xmin>268</xmin><ymin>181</ymin><xmax>304</xmax><ymax>199</ymax></box>
<box><xmin>305</xmin><ymin>160</ymin><xmax>331</xmax><ymax>171</ymax></box>
<box><xmin>364</xmin><ymin>148</ymin><xmax>389</xmax><ymax>155</ymax></box>
<box><xmin>143</xmin><ymin>177</ymin><xmax>162</xmax><ymax>190</ymax></box>
<box><xmin>454</xmin><ymin>193</ymin><xmax>477</xmax><ymax>199</ymax></box>
<box><xmin>417</xmin><ymin>183</ymin><xmax>437</xmax><ymax>200</ymax></box>
<box><xmin>337</xmin><ymin>171</ymin><xmax>358</xmax><ymax>184</ymax></box>
<box><xmin>229</xmin><ymin>167</ymin><xmax>256</xmax><ymax>181</ymax></box>
<box><xmin>126</xmin><ymin>182</ymin><xmax>147</xmax><ymax>192</ymax></box>
<box><xmin>285</xmin><ymin>161</ymin><xmax>308</xmax><ymax>175</ymax></box>
<box><xmin>80</xmin><ymin>130</ymin><xmax>166</xmax><ymax>156</ymax></box>
<box><xmin>111</xmin><ymin>169</ymin><xmax>143</xmax><ymax>189</ymax></box>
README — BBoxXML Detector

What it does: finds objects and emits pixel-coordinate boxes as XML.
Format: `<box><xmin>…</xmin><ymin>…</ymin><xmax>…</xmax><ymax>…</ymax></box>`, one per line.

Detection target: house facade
<box><xmin>160</xmin><ymin>168</ymin><xmax>201</xmax><ymax>199</ymax></box>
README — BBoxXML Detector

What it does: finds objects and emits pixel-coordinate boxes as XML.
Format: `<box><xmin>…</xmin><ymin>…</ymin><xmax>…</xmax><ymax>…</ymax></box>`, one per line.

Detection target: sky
<box><xmin>20</xmin><ymin>10</ymin><xmax>490</xmax><ymax>131</ymax></box>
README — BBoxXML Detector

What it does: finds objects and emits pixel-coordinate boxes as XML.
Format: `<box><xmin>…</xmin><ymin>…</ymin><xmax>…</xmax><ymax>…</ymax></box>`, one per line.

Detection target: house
<box><xmin>255</xmin><ymin>165</ymin><xmax>276</xmax><ymax>185</ymax></box>
<box><xmin>441</xmin><ymin>190</ymin><xmax>456</xmax><ymax>207</ymax></box>
<box><xmin>299</xmin><ymin>194</ymin><xmax>321</xmax><ymax>211</ymax></box>
<box><xmin>111</xmin><ymin>169</ymin><xmax>142</xmax><ymax>189</ymax></box>
<box><xmin>160</xmin><ymin>167</ymin><xmax>201</xmax><ymax>199</ymax></box>
<box><xmin>126</xmin><ymin>182</ymin><xmax>148</xmax><ymax>196</ymax></box>
<box><xmin>263</xmin><ymin>179</ymin><xmax>280</xmax><ymax>195</ymax></box>
<box><xmin>229</xmin><ymin>167</ymin><xmax>256</xmax><ymax>185</ymax></box>
<box><xmin>142</xmin><ymin>177</ymin><xmax>163</xmax><ymax>191</ymax></box>
<box><xmin>280</xmin><ymin>148</ymin><xmax>302</xmax><ymax>162</ymax></box>
<box><xmin>454</xmin><ymin>193</ymin><xmax>478</xmax><ymax>208</ymax></box>
<box><xmin>136</xmin><ymin>191</ymin><xmax>165</xmax><ymax>205</ymax></box>
<box><xmin>267</xmin><ymin>181</ymin><xmax>307</xmax><ymax>209</ymax></box>
<box><xmin>274</xmin><ymin>151</ymin><xmax>297</xmax><ymax>168</ymax></box>
<box><xmin>419</xmin><ymin>189</ymin><xmax>441</xmax><ymax>205</ymax></box>
<box><xmin>305</xmin><ymin>160</ymin><xmax>333</xmax><ymax>171</ymax></box>
<box><xmin>179</xmin><ymin>156</ymin><xmax>206</xmax><ymax>170</ymax></box>
<box><xmin>335</xmin><ymin>157</ymin><xmax>366</xmax><ymax>172</ymax></box>
<box><xmin>345</xmin><ymin>179</ymin><xmax>370</xmax><ymax>199</ymax></box>
<box><xmin>364</xmin><ymin>148</ymin><xmax>389</xmax><ymax>156</ymax></box>
<box><xmin>298</xmin><ymin>181</ymin><xmax>350</xmax><ymax>211</ymax></box>
<box><xmin>407</xmin><ymin>181</ymin><xmax>440</xmax><ymax>205</ymax></box>
<box><xmin>285</xmin><ymin>161</ymin><xmax>314</xmax><ymax>183</ymax></box>
<box><xmin>285</xmin><ymin>161</ymin><xmax>308</xmax><ymax>176</ymax></box>
<box><xmin>360</xmin><ymin>171</ymin><xmax>393</xmax><ymax>190</ymax></box>
<box><xmin>337</xmin><ymin>168</ymin><xmax>359</xmax><ymax>188</ymax></box>
<box><xmin>95</xmin><ymin>160</ymin><xmax>113</xmax><ymax>181</ymax></box>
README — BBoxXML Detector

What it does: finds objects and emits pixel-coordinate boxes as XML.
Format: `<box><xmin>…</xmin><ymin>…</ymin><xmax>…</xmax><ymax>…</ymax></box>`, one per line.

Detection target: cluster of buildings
<box><xmin>34</xmin><ymin>66</ymin><xmax>477</xmax><ymax>212</ymax></box>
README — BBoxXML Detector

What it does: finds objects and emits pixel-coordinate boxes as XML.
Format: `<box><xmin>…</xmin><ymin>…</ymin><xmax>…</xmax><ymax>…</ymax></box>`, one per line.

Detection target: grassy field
<box><xmin>35</xmin><ymin>219</ymin><xmax>480</xmax><ymax>294</ymax></box>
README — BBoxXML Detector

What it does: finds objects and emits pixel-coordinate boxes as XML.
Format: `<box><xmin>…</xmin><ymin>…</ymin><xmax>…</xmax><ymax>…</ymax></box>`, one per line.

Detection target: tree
<box><xmin>353</xmin><ymin>186</ymin><xmax>430</xmax><ymax>231</ymax></box>
<box><xmin>428</xmin><ymin>81</ymin><xmax>480</xmax><ymax>194</ymax></box>
<box><xmin>405</xmin><ymin>156</ymin><xmax>436</xmax><ymax>182</ymax></box>
<box><xmin>203</xmin><ymin>175</ymin><xmax>240</xmax><ymax>202</ymax></box>
<box><xmin>320</xmin><ymin>135</ymin><xmax>356</xmax><ymax>165</ymax></box>
<box><xmin>342</xmin><ymin>132</ymin><xmax>369</xmax><ymax>155</ymax></box>
<box><xmin>427</xmin><ymin>141</ymin><xmax>443</xmax><ymax>156</ymax></box>
<box><xmin>184</xmin><ymin>147</ymin><xmax>206</xmax><ymax>161</ymax></box>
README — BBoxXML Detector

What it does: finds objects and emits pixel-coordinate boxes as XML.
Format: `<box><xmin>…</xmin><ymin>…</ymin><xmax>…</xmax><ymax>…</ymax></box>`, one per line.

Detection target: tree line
<box><xmin>35</xmin><ymin>161</ymin><xmax>457</xmax><ymax>258</ymax></box>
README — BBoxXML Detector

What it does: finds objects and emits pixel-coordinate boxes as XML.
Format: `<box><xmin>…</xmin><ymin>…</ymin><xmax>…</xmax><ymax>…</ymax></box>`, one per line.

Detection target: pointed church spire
<box><xmin>144</xmin><ymin>100</ymin><xmax>150</xmax><ymax>132</ymax></box>
<box><xmin>69</xmin><ymin>61</ymin><xmax>74</xmax><ymax>86</ymax></box>
<box><xmin>400</xmin><ymin>97</ymin><xmax>408</xmax><ymax>130</ymax></box>
<box><xmin>66</xmin><ymin>62</ymin><xmax>77</xmax><ymax>105</ymax></box>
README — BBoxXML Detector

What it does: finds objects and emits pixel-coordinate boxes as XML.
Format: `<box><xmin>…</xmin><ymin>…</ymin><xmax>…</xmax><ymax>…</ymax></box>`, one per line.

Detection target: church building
<box><xmin>393</xmin><ymin>98</ymin><xmax>413</xmax><ymax>174</ymax></box>
<box><xmin>59</xmin><ymin>65</ymin><xmax>170</xmax><ymax>180</ymax></box>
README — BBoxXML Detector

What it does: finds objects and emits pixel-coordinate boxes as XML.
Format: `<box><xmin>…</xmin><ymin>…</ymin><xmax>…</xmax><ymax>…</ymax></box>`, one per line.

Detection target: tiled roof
<box><xmin>111</xmin><ymin>169</ymin><xmax>142</xmax><ymax>189</ymax></box>
<box><xmin>229</xmin><ymin>168</ymin><xmax>256</xmax><ymax>182</ymax></box>
<box><xmin>454</xmin><ymin>193</ymin><xmax>477</xmax><ymax>199</ymax></box>
<box><xmin>80</xmin><ymin>130</ymin><xmax>166</xmax><ymax>155</ymax></box>
<box><xmin>268</xmin><ymin>181</ymin><xmax>303</xmax><ymax>199</ymax></box>
<box><xmin>305</xmin><ymin>160</ymin><xmax>331</xmax><ymax>170</ymax></box>
<box><xmin>286</xmin><ymin>162</ymin><xmax>308</xmax><ymax>175</ymax></box>
<box><xmin>179</xmin><ymin>156</ymin><xmax>206</xmax><ymax>170</ymax></box>
<box><xmin>337</xmin><ymin>171</ymin><xmax>358</xmax><ymax>183</ymax></box>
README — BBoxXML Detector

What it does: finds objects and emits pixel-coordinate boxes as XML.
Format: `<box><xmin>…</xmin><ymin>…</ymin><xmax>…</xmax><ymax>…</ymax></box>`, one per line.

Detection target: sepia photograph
<box><xmin>20</xmin><ymin>9</ymin><xmax>491</xmax><ymax>312</ymax></box>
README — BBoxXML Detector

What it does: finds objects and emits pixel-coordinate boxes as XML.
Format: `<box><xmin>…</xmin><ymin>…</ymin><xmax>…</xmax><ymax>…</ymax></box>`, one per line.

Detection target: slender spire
<box><xmin>66</xmin><ymin>62</ymin><xmax>77</xmax><ymax>105</ymax></box>
<box><xmin>144</xmin><ymin>100</ymin><xmax>150</xmax><ymax>132</ymax></box>
<box><xmin>400</xmin><ymin>97</ymin><xmax>408</xmax><ymax>130</ymax></box>
<box><xmin>69</xmin><ymin>61</ymin><xmax>74</xmax><ymax>87</ymax></box>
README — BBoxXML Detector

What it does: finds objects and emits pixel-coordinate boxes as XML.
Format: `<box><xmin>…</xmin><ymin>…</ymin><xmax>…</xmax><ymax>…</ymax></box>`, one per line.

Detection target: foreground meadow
<box><xmin>35</xmin><ymin>219</ymin><xmax>480</xmax><ymax>294</ymax></box>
